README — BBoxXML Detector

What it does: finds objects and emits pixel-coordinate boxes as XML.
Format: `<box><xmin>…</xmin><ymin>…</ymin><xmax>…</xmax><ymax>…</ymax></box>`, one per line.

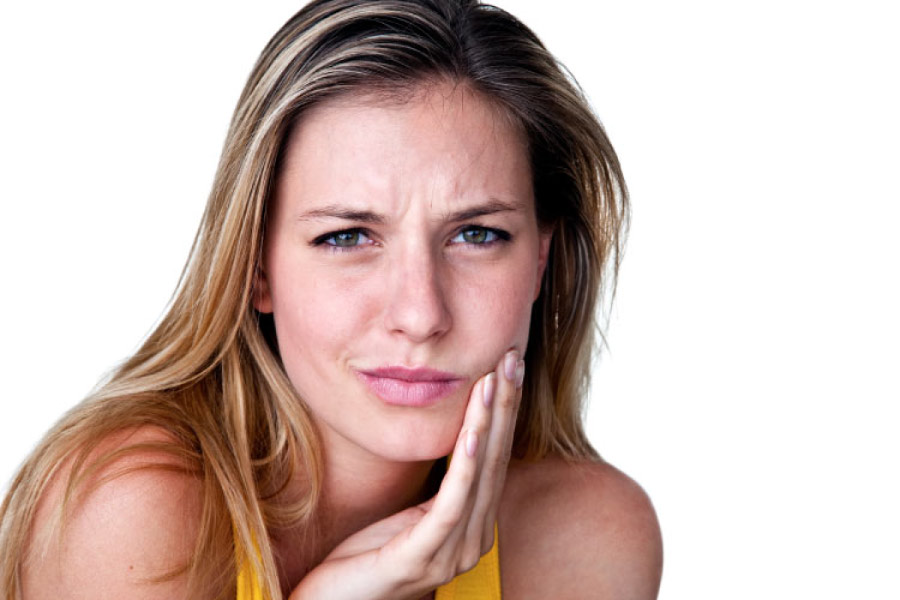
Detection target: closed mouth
<box><xmin>356</xmin><ymin>366</ymin><xmax>463</xmax><ymax>406</ymax></box>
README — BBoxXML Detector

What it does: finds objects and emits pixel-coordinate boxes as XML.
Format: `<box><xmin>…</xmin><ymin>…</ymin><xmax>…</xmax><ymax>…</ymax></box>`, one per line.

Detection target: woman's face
<box><xmin>255</xmin><ymin>82</ymin><xmax>551</xmax><ymax>464</ymax></box>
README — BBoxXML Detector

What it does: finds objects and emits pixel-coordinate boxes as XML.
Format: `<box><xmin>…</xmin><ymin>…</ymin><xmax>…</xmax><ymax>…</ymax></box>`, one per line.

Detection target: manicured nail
<box><xmin>515</xmin><ymin>360</ymin><xmax>525</xmax><ymax>389</ymax></box>
<box><xmin>466</xmin><ymin>430</ymin><xmax>478</xmax><ymax>457</ymax></box>
<box><xmin>483</xmin><ymin>373</ymin><xmax>496</xmax><ymax>407</ymax></box>
<box><xmin>504</xmin><ymin>351</ymin><xmax>518</xmax><ymax>381</ymax></box>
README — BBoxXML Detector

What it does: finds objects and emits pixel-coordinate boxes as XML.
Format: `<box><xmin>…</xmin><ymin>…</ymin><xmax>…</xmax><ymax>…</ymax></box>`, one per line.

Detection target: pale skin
<box><xmin>22</xmin><ymin>82</ymin><xmax>662</xmax><ymax>599</ymax></box>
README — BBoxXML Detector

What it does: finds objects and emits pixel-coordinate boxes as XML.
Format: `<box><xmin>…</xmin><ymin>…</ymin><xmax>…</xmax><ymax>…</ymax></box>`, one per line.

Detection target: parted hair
<box><xmin>0</xmin><ymin>1</ymin><xmax>628</xmax><ymax>598</ymax></box>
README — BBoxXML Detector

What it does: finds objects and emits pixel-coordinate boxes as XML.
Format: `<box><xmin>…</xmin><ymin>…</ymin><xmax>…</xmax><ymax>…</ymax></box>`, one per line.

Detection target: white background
<box><xmin>1</xmin><ymin>1</ymin><xmax>897</xmax><ymax>597</ymax></box>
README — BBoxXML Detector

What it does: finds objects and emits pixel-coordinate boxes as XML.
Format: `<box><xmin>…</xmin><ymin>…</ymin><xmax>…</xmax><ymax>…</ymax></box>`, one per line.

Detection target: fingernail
<box><xmin>466</xmin><ymin>430</ymin><xmax>478</xmax><ymax>457</ymax></box>
<box><xmin>504</xmin><ymin>351</ymin><xmax>518</xmax><ymax>381</ymax></box>
<box><xmin>515</xmin><ymin>360</ymin><xmax>525</xmax><ymax>389</ymax></box>
<box><xmin>483</xmin><ymin>373</ymin><xmax>495</xmax><ymax>407</ymax></box>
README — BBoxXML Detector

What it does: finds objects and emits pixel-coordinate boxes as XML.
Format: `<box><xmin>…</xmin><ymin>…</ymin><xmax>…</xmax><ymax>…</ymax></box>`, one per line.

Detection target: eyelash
<box><xmin>311</xmin><ymin>225</ymin><xmax>511</xmax><ymax>253</ymax></box>
<box><xmin>312</xmin><ymin>229</ymin><xmax>374</xmax><ymax>252</ymax></box>
<box><xmin>450</xmin><ymin>226</ymin><xmax>511</xmax><ymax>246</ymax></box>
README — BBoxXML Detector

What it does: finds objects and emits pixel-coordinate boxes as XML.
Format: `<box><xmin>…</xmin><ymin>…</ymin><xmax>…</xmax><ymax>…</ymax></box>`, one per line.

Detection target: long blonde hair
<box><xmin>0</xmin><ymin>1</ymin><xmax>628</xmax><ymax>598</ymax></box>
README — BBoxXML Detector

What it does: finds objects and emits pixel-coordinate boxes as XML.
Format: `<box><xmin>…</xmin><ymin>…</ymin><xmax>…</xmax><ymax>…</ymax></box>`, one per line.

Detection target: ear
<box><xmin>534</xmin><ymin>228</ymin><xmax>553</xmax><ymax>301</ymax></box>
<box><xmin>252</xmin><ymin>267</ymin><xmax>273</xmax><ymax>314</ymax></box>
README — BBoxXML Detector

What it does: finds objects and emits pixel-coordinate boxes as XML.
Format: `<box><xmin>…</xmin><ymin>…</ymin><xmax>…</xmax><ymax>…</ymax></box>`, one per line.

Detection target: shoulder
<box><xmin>498</xmin><ymin>456</ymin><xmax>662</xmax><ymax>600</ymax></box>
<box><xmin>21</xmin><ymin>426</ymin><xmax>204</xmax><ymax>599</ymax></box>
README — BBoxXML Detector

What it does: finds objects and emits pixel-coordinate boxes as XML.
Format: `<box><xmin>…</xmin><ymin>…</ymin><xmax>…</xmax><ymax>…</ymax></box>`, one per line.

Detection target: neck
<box><xmin>318</xmin><ymin>448</ymin><xmax>438</xmax><ymax>544</ymax></box>
<box><xmin>274</xmin><ymin>438</ymin><xmax>442</xmax><ymax>583</ymax></box>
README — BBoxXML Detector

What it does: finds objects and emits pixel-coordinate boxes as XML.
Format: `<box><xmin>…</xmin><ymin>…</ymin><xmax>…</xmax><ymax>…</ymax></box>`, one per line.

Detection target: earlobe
<box><xmin>252</xmin><ymin>268</ymin><xmax>274</xmax><ymax>314</ymax></box>
<box><xmin>534</xmin><ymin>230</ymin><xmax>553</xmax><ymax>301</ymax></box>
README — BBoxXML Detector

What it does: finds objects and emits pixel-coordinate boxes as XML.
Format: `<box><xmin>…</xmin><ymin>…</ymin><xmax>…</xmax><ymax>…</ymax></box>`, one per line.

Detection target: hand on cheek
<box><xmin>289</xmin><ymin>350</ymin><xmax>525</xmax><ymax>599</ymax></box>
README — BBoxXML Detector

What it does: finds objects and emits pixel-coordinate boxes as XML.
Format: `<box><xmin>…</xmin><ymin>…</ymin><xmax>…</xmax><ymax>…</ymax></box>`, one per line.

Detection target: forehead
<box><xmin>273</xmin><ymin>81</ymin><xmax>532</xmax><ymax>216</ymax></box>
<box><xmin>289</xmin><ymin>79</ymin><xmax>526</xmax><ymax>151</ymax></box>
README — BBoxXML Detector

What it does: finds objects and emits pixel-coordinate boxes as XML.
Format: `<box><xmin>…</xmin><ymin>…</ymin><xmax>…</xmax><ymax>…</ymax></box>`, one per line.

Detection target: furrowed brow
<box><xmin>296</xmin><ymin>199</ymin><xmax>522</xmax><ymax>224</ymax></box>
<box><xmin>296</xmin><ymin>206</ymin><xmax>386</xmax><ymax>224</ymax></box>
<box><xmin>446</xmin><ymin>199</ymin><xmax>521</xmax><ymax>222</ymax></box>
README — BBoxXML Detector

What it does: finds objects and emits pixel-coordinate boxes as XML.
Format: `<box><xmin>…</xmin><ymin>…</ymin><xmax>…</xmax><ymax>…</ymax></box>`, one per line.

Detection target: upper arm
<box><xmin>21</xmin><ymin>428</ymin><xmax>204</xmax><ymax>600</ymax></box>
<box><xmin>500</xmin><ymin>458</ymin><xmax>663</xmax><ymax>600</ymax></box>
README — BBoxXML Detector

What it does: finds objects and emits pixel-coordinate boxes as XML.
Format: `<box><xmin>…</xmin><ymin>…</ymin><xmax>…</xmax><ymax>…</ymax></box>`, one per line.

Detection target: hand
<box><xmin>289</xmin><ymin>350</ymin><xmax>525</xmax><ymax>600</ymax></box>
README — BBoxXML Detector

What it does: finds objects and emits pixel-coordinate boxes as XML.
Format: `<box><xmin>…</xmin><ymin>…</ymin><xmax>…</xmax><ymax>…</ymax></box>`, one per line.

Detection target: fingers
<box><xmin>467</xmin><ymin>350</ymin><xmax>523</xmax><ymax>551</ymax></box>
<box><xmin>391</xmin><ymin>351</ymin><xmax>523</xmax><ymax>580</ymax></box>
<box><xmin>406</xmin><ymin>374</ymin><xmax>494</xmax><ymax>551</ymax></box>
<box><xmin>428</xmin><ymin>350</ymin><xmax>523</xmax><ymax>562</ymax></box>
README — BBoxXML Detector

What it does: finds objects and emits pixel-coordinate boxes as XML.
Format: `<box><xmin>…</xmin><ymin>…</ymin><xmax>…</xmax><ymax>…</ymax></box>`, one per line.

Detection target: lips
<box><xmin>355</xmin><ymin>366</ymin><xmax>463</xmax><ymax>407</ymax></box>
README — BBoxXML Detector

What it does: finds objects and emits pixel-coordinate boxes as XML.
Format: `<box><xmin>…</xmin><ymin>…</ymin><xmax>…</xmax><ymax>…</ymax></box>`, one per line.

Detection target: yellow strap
<box><xmin>236</xmin><ymin>557</ymin><xmax>265</xmax><ymax>600</ymax></box>
<box><xmin>235</xmin><ymin>530</ymin><xmax>265</xmax><ymax>600</ymax></box>
<box><xmin>435</xmin><ymin>522</ymin><xmax>502</xmax><ymax>600</ymax></box>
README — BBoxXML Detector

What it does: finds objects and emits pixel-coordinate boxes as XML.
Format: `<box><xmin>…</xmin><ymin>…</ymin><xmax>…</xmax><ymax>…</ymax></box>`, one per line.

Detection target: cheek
<box><xmin>268</xmin><ymin>271</ymin><xmax>372</xmax><ymax>379</ymax></box>
<box><xmin>453</xmin><ymin>261</ymin><xmax>539</xmax><ymax>355</ymax></box>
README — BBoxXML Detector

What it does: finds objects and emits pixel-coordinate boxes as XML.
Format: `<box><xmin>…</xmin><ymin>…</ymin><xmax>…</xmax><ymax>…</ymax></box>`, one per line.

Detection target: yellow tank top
<box><xmin>433</xmin><ymin>525</ymin><xmax>502</xmax><ymax>600</ymax></box>
<box><xmin>235</xmin><ymin>525</ymin><xmax>501</xmax><ymax>600</ymax></box>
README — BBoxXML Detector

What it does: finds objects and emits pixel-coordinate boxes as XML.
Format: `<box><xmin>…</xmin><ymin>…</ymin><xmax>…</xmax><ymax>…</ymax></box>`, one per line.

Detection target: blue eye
<box><xmin>451</xmin><ymin>226</ymin><xmax>510</xmax><ymax>246</ymax></box>
<box><xmin>314</xmin><ymin>228</ymin><xmax>371</xmax><ymax>250</ymax></box>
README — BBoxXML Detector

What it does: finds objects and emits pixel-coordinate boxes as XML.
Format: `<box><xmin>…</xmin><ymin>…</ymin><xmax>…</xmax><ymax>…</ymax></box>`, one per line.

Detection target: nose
<box><xmin>384</xmin><ymin>245</ymin><xmax>452</xmax><ymax>343</ymax></box>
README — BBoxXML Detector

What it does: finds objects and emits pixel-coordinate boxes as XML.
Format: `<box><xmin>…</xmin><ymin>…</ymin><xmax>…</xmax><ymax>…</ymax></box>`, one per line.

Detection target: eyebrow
<box><xmin>447</xmin><ymin>199</ymin><xmax>520</xmax><ymax>222</ymax></box>
<box><xmin>296</xmin><ymin>207</ymin><xmax>386</xmax><ymax>224</ymax></box>
<box><xmin>295</xmin><ymin>199</ymin><xmax>521</xmax><ymax>224</ymax></box>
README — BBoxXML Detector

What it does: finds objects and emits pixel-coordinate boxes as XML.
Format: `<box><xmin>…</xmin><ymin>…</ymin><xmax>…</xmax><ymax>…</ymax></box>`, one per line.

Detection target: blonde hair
<box><xmin>0</xmin><ymin>1</ymin><xmax>627</xmax><ymax>598</ymax></box>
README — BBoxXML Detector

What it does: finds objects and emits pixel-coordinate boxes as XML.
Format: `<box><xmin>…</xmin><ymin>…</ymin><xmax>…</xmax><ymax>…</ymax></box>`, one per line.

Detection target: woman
<box><xmin>0</xmin><ymin>1</ymin><xmax>661</xmax><ymax>598</ymax></box>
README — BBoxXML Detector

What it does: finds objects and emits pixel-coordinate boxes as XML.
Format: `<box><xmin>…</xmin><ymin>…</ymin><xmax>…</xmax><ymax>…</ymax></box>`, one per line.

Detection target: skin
<box><xmin>21</xmin><ymin>81</ymin><xmax>662</xmax><ymax>599</ymax></box>
<box><xmin>255</xmin><ymin>81</ymin><xmax>547</xmax><ymax>466</ymax></box>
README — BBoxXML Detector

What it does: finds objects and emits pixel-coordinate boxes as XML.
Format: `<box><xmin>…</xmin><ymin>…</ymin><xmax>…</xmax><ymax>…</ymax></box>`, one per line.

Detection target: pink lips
<box><xmin>356</xmin><ymin>366</ymin><xmax>463</xmax><ymax>407</ymax></box>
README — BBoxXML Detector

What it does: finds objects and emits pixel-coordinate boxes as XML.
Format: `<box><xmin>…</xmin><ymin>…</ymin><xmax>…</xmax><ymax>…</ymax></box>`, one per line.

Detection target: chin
<box><xmin>373</xmin><ymin>419</ymin><xmax>462</xmax><ymax>463</ymax></box>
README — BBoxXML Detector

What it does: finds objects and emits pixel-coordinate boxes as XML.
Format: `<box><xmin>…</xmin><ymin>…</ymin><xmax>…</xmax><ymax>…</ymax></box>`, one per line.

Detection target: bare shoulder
<box><xmin>498</xmin><ymin>456</ymin><xmax>662</xmax><ymax>600</ymax></box>
<box><xmin>22</xmin><ymin>426</ymin><xmax>203</xmax><ymax>600</ymax></box>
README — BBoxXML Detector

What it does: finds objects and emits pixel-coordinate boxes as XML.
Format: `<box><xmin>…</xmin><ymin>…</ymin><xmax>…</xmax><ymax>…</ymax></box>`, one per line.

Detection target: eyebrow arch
<box><xmin>296</xmin><ymin>206</ymin><xmax>386</xmax><ymax>224</ymax></box>
<box><xmin>295</xmin><ymin>199</ymin><xmax>521</xmax><ymax>224</ymax></box>
<box><xmin>445</xmin><ymin>199</ymin><xmax>521</xmax><ymax>222</ymax></box>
